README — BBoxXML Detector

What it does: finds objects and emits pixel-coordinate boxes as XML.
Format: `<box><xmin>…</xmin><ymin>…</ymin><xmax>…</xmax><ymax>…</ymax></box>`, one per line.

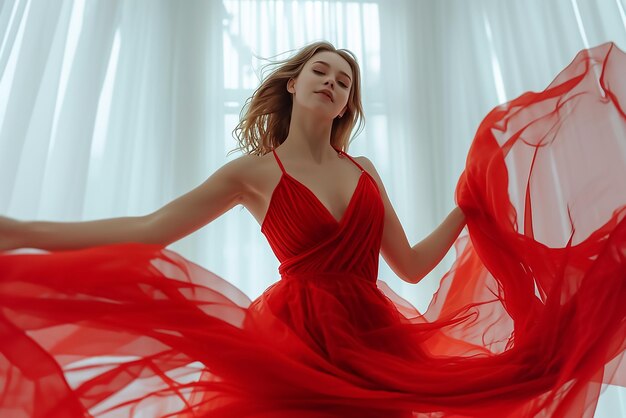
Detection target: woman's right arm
<box><xmin>1</xmin><ymin>155</ymin><xmax>251</xmax><ymax>252</ymax></box>
<box><xmin>3</xmin><ymin>215</ymin><xmax>150</xmax><ymax>252</ymax></box>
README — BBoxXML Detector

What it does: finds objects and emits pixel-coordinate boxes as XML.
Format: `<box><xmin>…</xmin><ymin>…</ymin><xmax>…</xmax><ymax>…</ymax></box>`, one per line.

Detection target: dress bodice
<box><xmin>260</xmin><ymin>147</ymin><xmax>385</xmax><ymax>282</ymax></box>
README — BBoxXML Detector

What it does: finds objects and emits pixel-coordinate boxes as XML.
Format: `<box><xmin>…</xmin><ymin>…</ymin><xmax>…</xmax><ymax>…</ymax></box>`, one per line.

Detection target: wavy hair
<box><xmin>230</xmin><ymin>41</ymin><xmax>364</xmax><ymax>156</ymax></box>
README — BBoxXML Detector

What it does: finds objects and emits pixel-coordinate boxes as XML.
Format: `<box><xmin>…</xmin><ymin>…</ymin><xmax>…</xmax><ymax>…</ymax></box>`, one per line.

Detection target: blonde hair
<box><xmin>230</xmin><ymin>41</ymin><xmax>365</xmax><ymax>156</ymax></box>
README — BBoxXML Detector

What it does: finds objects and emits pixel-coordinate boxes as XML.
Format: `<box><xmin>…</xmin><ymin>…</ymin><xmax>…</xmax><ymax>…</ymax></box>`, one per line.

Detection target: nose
<box><xmin>324</xmin><ymin>79</ymin><xmax>334</xmax><ymax>88</ymax></box>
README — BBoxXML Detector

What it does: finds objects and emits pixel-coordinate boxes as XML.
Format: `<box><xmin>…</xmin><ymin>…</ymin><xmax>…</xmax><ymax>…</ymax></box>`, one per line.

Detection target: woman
<box><xmin>0</xmin><ymin>41</ymin><xmax>624</xmax><ymax>418</ymax></box>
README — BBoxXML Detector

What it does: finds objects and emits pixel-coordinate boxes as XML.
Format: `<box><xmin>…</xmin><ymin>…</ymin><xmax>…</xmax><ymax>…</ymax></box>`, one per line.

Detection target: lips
<box><xmin>316</xmin><ymin>90</ymin><xmax>333</xmax><ymax>102</ymax></box>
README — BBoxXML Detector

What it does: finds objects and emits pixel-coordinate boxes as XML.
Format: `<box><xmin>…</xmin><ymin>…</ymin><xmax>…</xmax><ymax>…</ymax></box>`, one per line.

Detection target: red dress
<box><xmin>1</xmin><ymin>41</ymin><xmax>625</xmax><ymax>418</ymax></box>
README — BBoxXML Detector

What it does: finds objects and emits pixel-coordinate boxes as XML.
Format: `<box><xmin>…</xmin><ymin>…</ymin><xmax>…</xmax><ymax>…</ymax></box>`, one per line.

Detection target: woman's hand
<box><xmin>0</xmin><ymin>215</ymin><xmax>24</xmax><ymax>252</ymax></box>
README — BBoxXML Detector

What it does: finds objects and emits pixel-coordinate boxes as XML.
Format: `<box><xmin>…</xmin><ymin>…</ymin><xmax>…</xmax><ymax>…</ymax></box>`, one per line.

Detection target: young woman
<box><xmin>0</xmin><ymin>41</ymin><xmax>624</xmax><ymax>418</ymax></box>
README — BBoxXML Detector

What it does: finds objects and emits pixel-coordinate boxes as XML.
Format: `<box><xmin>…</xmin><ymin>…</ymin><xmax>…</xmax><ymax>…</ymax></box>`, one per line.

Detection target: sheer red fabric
<box><xmin>1</xmin><ymin>41</ymin><xmax>625</xmax><ymax>417</ymax></box>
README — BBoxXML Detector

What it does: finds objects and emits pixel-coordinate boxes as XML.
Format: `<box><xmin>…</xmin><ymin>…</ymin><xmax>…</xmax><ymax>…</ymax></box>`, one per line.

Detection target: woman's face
<box><xmin>288</xmin><ymin>51</ymin><xmax>353</xmax><ymax>119</ymax></box>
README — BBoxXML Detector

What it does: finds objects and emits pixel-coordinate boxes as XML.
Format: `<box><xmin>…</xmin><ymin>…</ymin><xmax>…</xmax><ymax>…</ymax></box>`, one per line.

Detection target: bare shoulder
<box><xmin>223</xmin><ymin>151</ymin><xmax>281</xmax><ymax>225</ymax></box>
<box><xmin>354</xmin><ymin>155</ymin><xmax>373</xmax><ymax>169</ymax></box>
<box><xmin>221</xmin><ymin>153</ymin><xmax>259</xmax><ymax>172</ymax></box>
<box><xmin>217</xmin><ymin>153</ymin><xmax>266</xmax><ymax>183</ymax></box>
<box><xmin>354</xmin><ymin>156</ymin><xmax>383</xmax><ymax>183</ymax></box>
<box><xmin>220</xmin><ymin>151</ymin><xmax>279</xmax><ymax>204</ymax></box>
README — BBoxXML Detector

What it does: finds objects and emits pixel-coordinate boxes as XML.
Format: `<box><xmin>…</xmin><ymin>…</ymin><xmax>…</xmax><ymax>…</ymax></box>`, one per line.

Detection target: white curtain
<box><xmin>1</xmin><ymin>0</ymin><xmax>625</xmax><ymax>415</ymax></box>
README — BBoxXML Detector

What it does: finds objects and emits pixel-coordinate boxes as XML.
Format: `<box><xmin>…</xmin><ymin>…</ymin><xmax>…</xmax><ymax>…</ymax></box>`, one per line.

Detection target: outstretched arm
<box><xmin>357</xmin><ymin>157</ymin><xmax>466</xmax><ymax>284</ymax></box>
<box><xmin>3</xmin><ymin>155</ymin><xmax>252</xmax><ymax>252</ymax></box>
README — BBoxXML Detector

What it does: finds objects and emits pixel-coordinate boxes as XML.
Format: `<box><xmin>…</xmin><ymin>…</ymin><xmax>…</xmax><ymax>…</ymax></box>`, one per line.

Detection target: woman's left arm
<box><xmin>357</xmin><ymin>156</ymin><xmax>466</xmax><ymax>284</ymax></box>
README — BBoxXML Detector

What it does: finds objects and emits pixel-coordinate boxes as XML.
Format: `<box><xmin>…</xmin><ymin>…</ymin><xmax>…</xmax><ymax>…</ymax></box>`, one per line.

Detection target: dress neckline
<box><xmin>282</xmin><ymin>170</ymin><xmax>365</xmax><ymax>225</ymax></box>
<box><xmin>261</xmin><ymin>147</ymin><xmax>367</xmax><ymax>230</ymax></box>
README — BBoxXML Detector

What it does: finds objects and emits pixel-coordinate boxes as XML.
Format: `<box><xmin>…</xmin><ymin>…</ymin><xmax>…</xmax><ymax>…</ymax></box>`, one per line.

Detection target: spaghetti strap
<box><xmin>333</xmin><ymin>146</ymin><xmax>365</xmax><ymax>172</ymax></box>
<box><xmin>271</xmin><ymin>148</ymin><xmax>286</xmax><ymax>174</ymax></box>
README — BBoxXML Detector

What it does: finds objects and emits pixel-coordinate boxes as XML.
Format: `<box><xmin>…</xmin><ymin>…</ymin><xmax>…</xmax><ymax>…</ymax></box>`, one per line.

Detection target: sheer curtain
<box><xmin>1</xmin><ymin>0</ymin><xmax>624</xmax><ymax>415</ymax></box>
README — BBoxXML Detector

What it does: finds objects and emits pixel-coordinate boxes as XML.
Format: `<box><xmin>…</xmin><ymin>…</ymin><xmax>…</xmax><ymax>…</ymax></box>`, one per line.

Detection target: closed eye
<box><xmin>313</xmin><ymin>70</ymin><xmax>349</xmax><ymax>88</ymax></box>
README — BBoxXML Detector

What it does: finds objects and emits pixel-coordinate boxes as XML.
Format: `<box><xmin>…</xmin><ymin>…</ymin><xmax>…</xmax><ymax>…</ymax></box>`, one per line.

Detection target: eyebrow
<box><xmin>312</xmin><ymin>61</ymin><xmax>352</xmax><ymax>81</ymax></box>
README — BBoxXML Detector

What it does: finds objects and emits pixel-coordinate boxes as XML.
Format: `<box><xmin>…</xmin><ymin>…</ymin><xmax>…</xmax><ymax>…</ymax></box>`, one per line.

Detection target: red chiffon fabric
<box><xmin>1</xmin><ymin>41</ymin><xmax>625</xmax><ymax>417</ymax></box>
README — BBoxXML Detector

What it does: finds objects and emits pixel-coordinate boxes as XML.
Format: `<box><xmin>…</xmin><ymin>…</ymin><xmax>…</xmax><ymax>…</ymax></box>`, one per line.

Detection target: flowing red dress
<box><xmin>1</xmin><ymin>41</ymin><xmax>625</xmax><ymax>418</ymax></box>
